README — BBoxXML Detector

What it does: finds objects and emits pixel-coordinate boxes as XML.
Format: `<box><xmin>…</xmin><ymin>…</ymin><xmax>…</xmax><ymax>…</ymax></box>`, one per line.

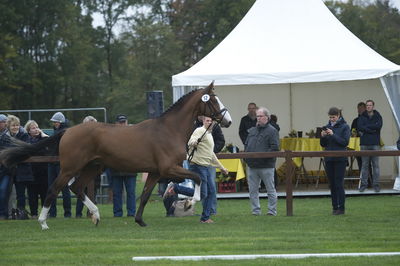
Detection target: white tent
<box><xmin>172</xmin><ymin>0</ymin><xmax>400</xmax><ymax>178</ymax></box>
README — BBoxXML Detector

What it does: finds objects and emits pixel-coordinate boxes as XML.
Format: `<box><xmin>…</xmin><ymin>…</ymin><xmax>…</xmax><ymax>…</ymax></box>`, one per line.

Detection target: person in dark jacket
<box><xmin>350</xmin><ymin>102</ymin><xmax>366</xmax><ymax>135</ymax></box>
<box><xmin>357</xmin><ymin>100</ymin><xmax>383</xmax><ymax>192</ymax></box>
<box><xmin>25</xmin><ymin>120</ymin><xmax>49</xmax><ymax>218</ymax></box>
<box><xmin>350</xmin><ymin>102</ymin><xmax>366</xmax><ymax>171</ymax></box>
<box><xmin>109</xmin><ymin>114</ymin><xmax>137</xmax><ymax>217</ymax></box>
<box><xmin>195</xmin><ymin>116</ymin><xmax>225</xmax><ymax>215</ymax></box>
<box><xmin>6</xmin><ymin>115</ymin><xmax>34</xmax><ymax>214</ymax></box>
<box><xmin>244</xmin><ymin>107</ymin><xmax>279</xmax><ymax>216</ymax></box>
<box><xmin>269</xmin><ymin>114</ymin><xmax>280</xmax><ymax>132</ymax></box>
<box><xmin>239</xmin><ymin>103</ymin><xmax>257</xmax><ymax>145</ymax></box>
<box><xmin>48</xmin><ymin>112</ymin><xmax>71</xmax><ymax>218</ymax></box>
<box><xmin>320</xmin><ymin>107</ymin><xmax>350</xmax><ymax>215</ymax></box>
<box><xmin>0</xmin><ymin>114</ymin><xmax>12</xmax><ymax>219</ymax></box>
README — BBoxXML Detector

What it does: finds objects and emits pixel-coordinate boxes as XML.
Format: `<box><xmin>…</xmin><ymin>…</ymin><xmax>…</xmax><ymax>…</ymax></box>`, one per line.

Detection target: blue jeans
<box><xmin>189</xmin><ymin>164</ymin><xmax>215</xmax><ymax>221</ymax></box>
<box><xmin>48</xmin><ymin>163</ymin><xmax>71</xmax><ymax>218</ymax></box>
<box><xmin>0</xmin><ymin>175</ymin><xmax>11</xmax><ymax>217</ymax></box>
<box><xmin>325</xmin><ymin>161</ymin><xmax>346</xmax><ymax>211</ymax></box>
<box><xmin>360</xmin><ymin>145</ymin><xmax>380</xmax><ymax>187</ymax></box>
<box><xmin>173</xmin><ymin>183</ymin><xmax>194</xmax><ymax>196</ymax></box>
<box><xmin>207</xmin><ymin>166</ymin><xmax>217</xmax><ymax>214</ymax></box>
<box><xmin>112</xmin><ymin>176</ymin><xmax>136</xmax><ymax>217</ymax></box>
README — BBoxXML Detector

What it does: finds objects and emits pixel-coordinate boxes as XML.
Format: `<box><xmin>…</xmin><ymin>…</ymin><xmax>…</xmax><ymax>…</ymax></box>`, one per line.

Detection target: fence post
<box><xmin>285</xmin><ymin>150</ymin><xmax>294</xmax><ymax>216</ymax></box>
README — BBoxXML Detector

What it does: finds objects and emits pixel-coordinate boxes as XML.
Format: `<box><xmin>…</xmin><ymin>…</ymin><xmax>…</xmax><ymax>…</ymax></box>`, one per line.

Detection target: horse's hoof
<box><xmin>135</xmin><ymin>219</ymin><xmax>147</xmax><ymax>227</ymax></box>
<box><xmin>90</xmin><ymin>210</ymin><xmax>100</xmax><ymax>226</ymax></box>
<box><xmin>91</xmin><ymin>215</ymin><xmax>100</xmax><ymax>226</ymax></box>
<box><xmin>40</xmin><ymin>222</ymin><xmax>49</xmax><ymax>230</ymax></box>
<box><xmin>38</xmin><ymin>219</ymin><xmax>49</xmax><ymax>230</ymax></box>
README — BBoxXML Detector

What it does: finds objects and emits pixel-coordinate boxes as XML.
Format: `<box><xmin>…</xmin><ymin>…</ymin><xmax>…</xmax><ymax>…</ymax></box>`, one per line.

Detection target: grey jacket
<box><xmin>244</xmin><ymin>123</ymin><xmax>280</xmax><ymax>168</ymax></box>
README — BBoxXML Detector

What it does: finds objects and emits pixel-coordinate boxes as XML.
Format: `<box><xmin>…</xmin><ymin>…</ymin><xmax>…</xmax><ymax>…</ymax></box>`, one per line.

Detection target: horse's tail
<box><xmin>0</xmin><ymin>130</ymin><xmax>66</xmax><ymax>168</ymax></box>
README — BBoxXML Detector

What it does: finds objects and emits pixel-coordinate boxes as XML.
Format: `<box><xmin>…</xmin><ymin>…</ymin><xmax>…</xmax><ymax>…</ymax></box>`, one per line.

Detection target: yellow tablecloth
<box><xmin>216</xmin><ymin>158</ymin><xmax>246</xmax><ymax>180</ymax></box>
<box><xmin>280</xmin><ymin>137</ymin><xmax>360</xmax><ymax>167</ymax></box>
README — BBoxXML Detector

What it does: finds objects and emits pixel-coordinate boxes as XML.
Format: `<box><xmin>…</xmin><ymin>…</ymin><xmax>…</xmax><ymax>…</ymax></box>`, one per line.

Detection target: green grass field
<box><xmin>1</xmin><ymin>191</ymin><xmax>400</xmax><ymax>265</ymax></box>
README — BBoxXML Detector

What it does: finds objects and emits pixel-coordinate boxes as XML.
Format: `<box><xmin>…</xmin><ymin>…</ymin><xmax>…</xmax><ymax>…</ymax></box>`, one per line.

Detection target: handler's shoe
<box><xmin>333</xmin><ymin>210</ymin><xmax>345</xmax><ymax>215</ymax></box>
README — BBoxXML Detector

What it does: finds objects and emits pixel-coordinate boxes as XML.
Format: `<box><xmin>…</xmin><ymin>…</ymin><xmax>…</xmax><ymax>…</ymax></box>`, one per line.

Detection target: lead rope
<box><xmin>187</xmin><ymin>121</ymin><xmax>213</xmax><ymax>163</ymax></box>
<box><xmin>187</xmin><ymin>96</ymin><xmax>227</xmax><ymax>163</ymax></box>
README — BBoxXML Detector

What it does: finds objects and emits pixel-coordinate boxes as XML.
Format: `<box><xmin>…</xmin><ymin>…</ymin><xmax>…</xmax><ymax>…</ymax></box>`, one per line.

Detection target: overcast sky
<box><xmin>91</xmin><ymin>0</ymin><xmax>400</xmax><ymax>31</ymax></box>
<box><xmin>328</xmin><ymin>0</ymin><xmax>400</xmax><ymax>10</ymax></box>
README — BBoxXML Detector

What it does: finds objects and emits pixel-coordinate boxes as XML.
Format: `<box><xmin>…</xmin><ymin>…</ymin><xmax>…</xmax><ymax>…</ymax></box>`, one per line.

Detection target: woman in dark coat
<box><xmin>25</xmin><ymin>120</ymin><xmax>49</xmax><ymax>218</ymax></box>
<box><xmin>320</xmin><ymin>107</ymin><xmax>350</xmax><ymax>215</ymax></box>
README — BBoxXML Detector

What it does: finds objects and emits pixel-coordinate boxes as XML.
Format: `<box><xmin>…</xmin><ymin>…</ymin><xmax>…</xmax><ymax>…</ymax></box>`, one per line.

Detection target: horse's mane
<box><xmin>160</xmin><ymin>89</ymin><xmax>201</xmax><ymax>117</ymax></box>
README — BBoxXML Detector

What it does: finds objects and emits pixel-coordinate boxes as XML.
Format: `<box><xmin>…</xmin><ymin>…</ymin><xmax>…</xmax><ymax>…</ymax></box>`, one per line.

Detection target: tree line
<box><xmin>1</xmin><ymin>0</ymin><xmax>399</xmax><ymax>126</ymax></box>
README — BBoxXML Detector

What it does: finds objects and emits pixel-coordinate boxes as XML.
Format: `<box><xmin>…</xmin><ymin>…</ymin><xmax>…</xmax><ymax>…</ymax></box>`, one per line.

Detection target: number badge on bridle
<box><xmin>201</xmin><ymin>94</ymin><xmax>210</xmax><ymax>102</ymax></box>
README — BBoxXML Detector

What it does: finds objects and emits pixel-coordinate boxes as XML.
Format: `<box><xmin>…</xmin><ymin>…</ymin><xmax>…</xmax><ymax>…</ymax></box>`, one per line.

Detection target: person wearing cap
<box><xmin>48</xmin><ymin>112</ymin><xmax>71</xmax><ymax>218</ymax></box>
<box><xmin>107</xmin><ymin>114</ymin><xmax>137</xmax><ymax>217</ymax></box>
<box><xmin>50</xmin><ymin>112</ymin><xmax>68</xmax><ymax>134</ymax></box>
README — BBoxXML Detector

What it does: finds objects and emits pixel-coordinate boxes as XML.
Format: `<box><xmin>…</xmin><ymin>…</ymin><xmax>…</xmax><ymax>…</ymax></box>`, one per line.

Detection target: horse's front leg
<box><xmin>135</xmin><ymin>173</ymin><xmax>159</xmax><ymax>227</ymax></box>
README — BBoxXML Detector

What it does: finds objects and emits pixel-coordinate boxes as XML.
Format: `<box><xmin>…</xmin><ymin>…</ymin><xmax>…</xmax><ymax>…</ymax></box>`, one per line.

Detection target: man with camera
<box><xmin>320</xmin><ymin>107</ymin><xmax>350</xmax><ymax>215</ymax></box>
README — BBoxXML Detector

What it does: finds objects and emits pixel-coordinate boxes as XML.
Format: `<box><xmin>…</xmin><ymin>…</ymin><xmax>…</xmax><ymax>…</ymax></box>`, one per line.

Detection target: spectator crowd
<box><xmin>0</xmin><ymin>98</ymin><xmax>395</xmax><ymax>222</ymax></box>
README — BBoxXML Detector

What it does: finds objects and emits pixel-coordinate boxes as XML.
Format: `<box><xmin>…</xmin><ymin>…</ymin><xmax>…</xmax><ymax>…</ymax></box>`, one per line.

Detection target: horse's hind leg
<box><xmin>69</xmin><ymin>163</ymin><xmax>103</xmax><ymax>226</ymax></box>
<box><xmin>38</xmin><ymin>169</ymin><xmax>73</xmax><ymax>230</ymax></box>
<box><xmin>135</xmin><ymin>173</ymin><xmax>159</xmax><ymax>227</ymax></box>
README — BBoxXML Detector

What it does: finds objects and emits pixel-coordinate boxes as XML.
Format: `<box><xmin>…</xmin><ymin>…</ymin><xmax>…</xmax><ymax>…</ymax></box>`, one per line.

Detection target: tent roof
<box><xmin>172</xmin><ymin>0</ymin><xmax>400</xmax><ymax>87</ymax></box>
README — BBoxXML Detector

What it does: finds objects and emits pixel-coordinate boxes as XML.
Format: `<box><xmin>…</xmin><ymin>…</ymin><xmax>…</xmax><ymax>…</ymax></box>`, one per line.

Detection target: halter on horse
<box><xmin>0</xmin><ymin>82</ymin><xmax>232</xmax><ymax>229</ymax></box>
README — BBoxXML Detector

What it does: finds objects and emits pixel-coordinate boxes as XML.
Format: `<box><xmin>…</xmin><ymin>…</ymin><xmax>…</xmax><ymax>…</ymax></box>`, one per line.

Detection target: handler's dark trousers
<box><xmin>325</xmin><ymin>161</ymin><xmax>346</xmax><ymax>211</ymax></box>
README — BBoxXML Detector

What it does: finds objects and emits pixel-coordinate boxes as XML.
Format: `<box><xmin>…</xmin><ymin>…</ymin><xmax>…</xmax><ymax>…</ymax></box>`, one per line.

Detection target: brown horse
<box><xmin>0</xmin><ymin>83</ymin><xmax>232</xmax><ymax>229</ymax></box>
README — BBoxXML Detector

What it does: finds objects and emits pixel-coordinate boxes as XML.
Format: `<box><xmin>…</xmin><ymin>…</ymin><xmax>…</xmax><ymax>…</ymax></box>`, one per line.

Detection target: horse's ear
<box><xmin>204</xmin><ymin>81</ymin><xmax>214</xmax><ymax>94</ymax></box>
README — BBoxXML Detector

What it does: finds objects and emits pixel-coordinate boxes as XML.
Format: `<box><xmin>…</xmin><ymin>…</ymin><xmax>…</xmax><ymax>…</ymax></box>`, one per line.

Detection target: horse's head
<box><xmin>201</xmin><ymin>82</ymin><xmax>232</xmax><ymax>128</ymax></box>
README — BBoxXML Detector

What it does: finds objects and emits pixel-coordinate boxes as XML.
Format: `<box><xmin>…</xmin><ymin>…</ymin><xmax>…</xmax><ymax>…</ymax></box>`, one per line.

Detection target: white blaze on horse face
<box><xmin>216</xmin><ymin>96</ymin><xmax>232</xmax><ymax>127</ymax></box>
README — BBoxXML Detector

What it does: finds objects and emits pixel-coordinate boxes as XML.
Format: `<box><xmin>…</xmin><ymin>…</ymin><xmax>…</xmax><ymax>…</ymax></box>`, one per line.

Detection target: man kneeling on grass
<box><xmin>163</xmin><ymin>182</ymin><xmax>195</xmax><ymax>217</ymax></box>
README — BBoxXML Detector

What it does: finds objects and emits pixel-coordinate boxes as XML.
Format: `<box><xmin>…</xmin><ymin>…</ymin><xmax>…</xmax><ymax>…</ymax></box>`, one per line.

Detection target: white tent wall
<box><xmin>171</xmin><ymin>0</ymin><xmax>400</xmax><ymax>181</ymax></box>
<box><xmin>214</xmin><ymin>79</ymin><xmax>398</xmax><ymax>180</ymax></box>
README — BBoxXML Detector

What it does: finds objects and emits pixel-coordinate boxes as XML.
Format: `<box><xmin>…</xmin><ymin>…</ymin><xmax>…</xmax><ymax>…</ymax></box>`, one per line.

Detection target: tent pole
<box><xmin>289</xmin><ymin>83</ymin><xmax>293</xmax><ymax>130</ymax></box>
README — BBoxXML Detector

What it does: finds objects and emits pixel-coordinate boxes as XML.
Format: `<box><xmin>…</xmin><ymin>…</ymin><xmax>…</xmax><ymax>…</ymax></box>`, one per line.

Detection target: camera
<box><xmin>322</xmin><ymin>126</ymin><xmax>328</xmax><ymax>131</ymax></box>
